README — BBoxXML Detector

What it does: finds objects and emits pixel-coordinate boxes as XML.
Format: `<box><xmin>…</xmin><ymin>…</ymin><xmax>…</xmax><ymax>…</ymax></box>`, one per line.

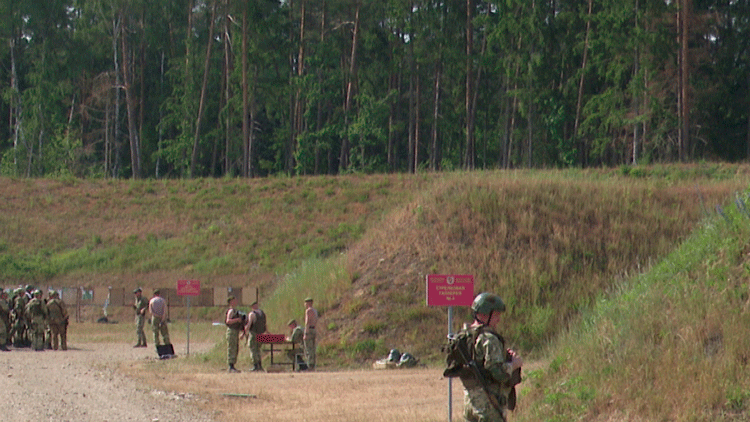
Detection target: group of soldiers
<box><xmin>0</xmin><ymin>285</ymin><xmax>69</xmax><ymax>352</ymax></box>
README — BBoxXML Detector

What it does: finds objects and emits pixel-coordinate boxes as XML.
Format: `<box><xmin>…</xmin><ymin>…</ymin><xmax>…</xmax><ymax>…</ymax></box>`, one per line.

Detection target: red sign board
<box><xmin>426</xmin><ymin>274</ymin><xmax>474</xmax><ymax>306</ymax></box>
<box><xmin>177</xmin><ymin>280</ymin><xmax>201</xmax><ymax>296</ymax></box>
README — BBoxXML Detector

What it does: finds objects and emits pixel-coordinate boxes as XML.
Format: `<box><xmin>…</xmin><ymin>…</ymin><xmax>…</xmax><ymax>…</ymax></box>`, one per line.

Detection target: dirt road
<box><xmin>0</xmin><ymin>341</ymin><xmax>471</xmax><ymax>422</ymax></box>
<box><xmin>0</xmin><ymin>343</ymin><xmax>217</xmax><ymax>422</ymax></box>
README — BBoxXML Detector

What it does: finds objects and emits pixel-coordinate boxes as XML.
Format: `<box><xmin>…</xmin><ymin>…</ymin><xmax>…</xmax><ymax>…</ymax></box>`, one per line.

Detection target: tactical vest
<box><xmin>249</xmin><ymin>309</ymin><xmax>266</xmax><ymax>334</ymax></box>
<box><xmin>226</xmin><ymin>309</ymin><xmax>246</xmax><ymax>330</ymax></box>
<box><xmin>47</xmin><ymin>299</ymin><xmax>65</xmax><ymax>323</ymax></box>
<box><xmin>26</xmin><ymin>299</ymin><xmax>45</xmax><ymax>318</ymax></box>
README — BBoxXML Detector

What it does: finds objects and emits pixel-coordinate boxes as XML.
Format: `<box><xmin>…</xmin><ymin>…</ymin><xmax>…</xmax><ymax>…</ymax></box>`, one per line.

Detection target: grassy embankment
<box><xmin>518</xmin><ymin>185</ymin><xmax>750</xmax><ymax>422</ymax></box>
<box><xmin>3</xmin><ymin>164</ymin><xmax>750</xmax><ymax>420</ymax></box>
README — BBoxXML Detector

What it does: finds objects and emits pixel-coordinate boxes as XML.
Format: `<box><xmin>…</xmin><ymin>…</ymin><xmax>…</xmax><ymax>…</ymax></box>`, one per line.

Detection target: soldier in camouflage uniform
<box><xmin>46</xmin><ymin>290</ymin><xmax>69</xmax><ymax>351</ymax></box>
<box><xmin>0</xmin><ymin>290</ymin><xmax>11</xmax><ymax>351</ymax></box>
<box><xmin>11</xmin><ymin>288</ymin><xmax>29</xmax><ymax>347</ymax></box>
<box><xmin>132</xmin><ymin>288</ymin><xmax>148</xmax><ymax>347</ymax></box>
<box><xmin>225</xmin><ymin>296</ymin><xmax>245</xmax><ymax>373</ymax></box>
<box><xmin>460</xmin><ymin>293</ymin><xmax>523</xmax><ymax>422</ymax></box>
<box><xmin>244</xmin><ymin>300</ymin><xmax>266</xmax><ymax>371</ymax></box>
<box><xmin>24</xmin><ymin>290</ymin><xmax>48</xmax><ymax>351</ymax></box>
<box><xmin>286</xmin><ymin>319</ymin><xmax>305</xmax><ymax>370</ymax></box>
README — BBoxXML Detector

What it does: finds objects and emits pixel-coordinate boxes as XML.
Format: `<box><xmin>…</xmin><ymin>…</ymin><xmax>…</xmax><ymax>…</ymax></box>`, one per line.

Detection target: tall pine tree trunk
<box><xmin>430</xmin><ymin>60</ymin><xmax>441</xmax><ymax>171</ymax></box>
<box><xmin>678</xmin><ymin>0</ymin><xmax>691</xmax><ymax>162</ymax></box>
<box><xmin>10</xmin><ymin>36</ymin><xmax>21</xmax><ymax>174</ymax></box>
<box><xmin>112</xmin><ymin>15</ymin><xmax>122</xmax><ymax>177</ymax></box>
<box><xmin>574</xmin><ymin>0</ymin><xmax>593</xmax><ymax>167</ymax></box>
<box><xmin>464</xmin><ymin>0</ymin><xmax>475</xmax><ymax>170</ymax></box>
<box><xmin>121</xmin><ymin>13</ymin><xmax>142</xmax><ymax>179</ymax></box>
<box><xmin>632</xmin><ymin>0</ymin><xmax>640</xmax><ymax>165</ymax></box>
<box><xmin>222</xmin><ymin>0</ymin><xmax>233</xmax><ymax>175</ymax></box>
<box><xmin>190</xmin><ymin>0</ymin><xmax>218</xmax><ymax>177</ymax></box>
<box><xmin>340</xmin><ymin>1</ymin><xmax>360</xmax><ymax>171</ymax></box>
<box><xmin>242</xmin><ymin>7</ymin><xmax>250</xmax><ymax>177</ymax></box>
<box><xmin>293</xmin><ymin>0</ymin><xmax>306</xmax><ymax>173</ymax></box>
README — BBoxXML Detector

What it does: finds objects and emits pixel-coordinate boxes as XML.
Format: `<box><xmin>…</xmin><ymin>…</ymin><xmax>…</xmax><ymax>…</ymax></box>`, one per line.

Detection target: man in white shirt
<box><xmin>149</xmin><ymin>289</ymin><xmax>170</xmax><ymax>347</ymax></box>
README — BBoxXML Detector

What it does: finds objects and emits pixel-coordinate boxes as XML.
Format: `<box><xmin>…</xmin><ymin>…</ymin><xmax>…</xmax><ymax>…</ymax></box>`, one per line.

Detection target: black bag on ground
<box><xmin>157</xmin><ymin>343</ymin><xmax>175</xmax><ymax>359</ymax></box>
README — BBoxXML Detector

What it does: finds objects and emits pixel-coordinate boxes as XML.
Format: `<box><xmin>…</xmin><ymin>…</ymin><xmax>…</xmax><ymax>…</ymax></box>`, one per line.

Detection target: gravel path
<box><xmin>0</xmin><ymin>343</ymin><xmax>216</xmax><ymax>422</ymax></box>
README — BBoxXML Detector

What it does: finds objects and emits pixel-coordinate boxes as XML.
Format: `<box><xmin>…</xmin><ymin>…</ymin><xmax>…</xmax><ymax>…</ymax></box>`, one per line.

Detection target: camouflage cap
<box><xmin>227</xmin><ymin>295</ymin><xmax>236</xmax><ymax>304</ymax></box>
<box><xmin>33</xmin><ymin>289</ymin><xmax>42</xmax><ymax>297</ymax></box>
<box><xmin>133</xmin><ymin>287</ymin><xmax>142</xmax><ymax>294</ymax></box>
<box><xmin>48</xmin><ymin>290</ymin><xmax>58</xmax><ymax>297</ymax></box>
<box><xmin>287</xmin><ymin>319</ymin><xmax>297</xmax><ymax>326</ymax></box>
<box><xmin>304</xmin><ymin>297</ymin><xmax>313</xmax><ymax>302</ymax></box>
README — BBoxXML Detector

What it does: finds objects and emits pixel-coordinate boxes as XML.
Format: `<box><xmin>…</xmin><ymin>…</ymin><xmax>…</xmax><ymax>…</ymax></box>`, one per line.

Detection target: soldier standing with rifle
<box><xmin>449</xmin><ymin>293</ymin><xmax>523</xmax><ymax>422</ymax></box>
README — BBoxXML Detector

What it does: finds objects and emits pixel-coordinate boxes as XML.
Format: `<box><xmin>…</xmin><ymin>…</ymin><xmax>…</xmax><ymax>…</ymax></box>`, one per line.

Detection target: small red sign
<box><xmin>426</xmin><ymin>274</ymin><xmax>474</xmax><ymax>306</ymax></box>
<box><xmin>177</xmin><ymin>279</ymin><xmax>201</xmax><ymax>296</ymax></box>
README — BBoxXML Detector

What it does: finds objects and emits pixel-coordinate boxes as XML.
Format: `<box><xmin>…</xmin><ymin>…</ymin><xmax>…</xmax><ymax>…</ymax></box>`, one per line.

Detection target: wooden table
<box><xmin>257</xmin><ymin>334</ymin><xmax>300</xmax><ymax>370</ymax></box>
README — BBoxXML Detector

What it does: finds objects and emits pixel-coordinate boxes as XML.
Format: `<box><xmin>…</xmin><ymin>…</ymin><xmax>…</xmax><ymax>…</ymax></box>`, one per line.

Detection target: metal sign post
<box><xmin>426</xmin><ymin>274</ymin><xmax>475</xmax><ymax>422</ymax></box>
<box><xmin>177</xmin><ymin>280</ymin><xmax>201</xmax><ymax>356</ymax></box>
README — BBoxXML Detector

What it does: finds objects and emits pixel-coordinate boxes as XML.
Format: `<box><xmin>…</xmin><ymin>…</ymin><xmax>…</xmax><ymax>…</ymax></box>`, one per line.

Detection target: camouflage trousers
<box><xmin>12</xmin><ymin>319</ymin><xmax>27</xmax><ymax>345</ymax></box>
<box><xmin>247</xmin><ymin>333</ymin><xmax>261</xmax><ymax>366</ymax></box>
<box><xmin>29</xmin><ymin>318</ymin><xmax>46</xmax><ymax>351</ymax></box>
<box><xmin>135</xmin><ymin>314</ymin><xmax>147</xmax><ymax>346</ymax></box>
<box><xmin>151</xmin><ymin>316</ymin><xmax>170</xmax><ymax>346</ymax></box>
<box><xmin>0</xmin><ymin>318</ymin><xmax>6</xmax><ymax>345</ymax></box>
<box><xmin>304</xmin><ymin>329</ymin><xmax>316</xmax><ymax>369</ymax></box>
<box><xmin>226</xmin><ymin>327</ymin><xmax>240</xmax><ymax>366</ymax></box>
<box><xmin>49</xmin><ymin>322</ymin><xmax>67</xmax><ymax>350</ymax></box>
<box><xmin>463</xmin><ymin>387</ymin><xmax>507</xmax><ymax>422</ymax></box>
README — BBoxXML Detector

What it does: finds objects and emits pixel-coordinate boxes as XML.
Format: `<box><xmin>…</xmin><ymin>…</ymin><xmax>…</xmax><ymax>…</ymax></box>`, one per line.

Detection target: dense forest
<box><xmin>0</xmin><ymin>0</ymin><xmax>748</xmax><ymax>178</ymax></box>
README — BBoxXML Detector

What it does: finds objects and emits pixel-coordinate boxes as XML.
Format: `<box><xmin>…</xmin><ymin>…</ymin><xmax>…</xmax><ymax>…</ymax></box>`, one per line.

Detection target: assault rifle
<box><xmin>448</xmin><ymin>330</ymin><xmax>507</xmax><ymax>414</ymax></box>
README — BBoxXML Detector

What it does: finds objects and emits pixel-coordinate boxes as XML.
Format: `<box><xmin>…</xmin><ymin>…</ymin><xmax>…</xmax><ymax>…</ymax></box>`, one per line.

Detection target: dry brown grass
<box><xmin>6</xmin><ymin>165</ymin><xmax>750</xmax><ymax>420</ymax></box>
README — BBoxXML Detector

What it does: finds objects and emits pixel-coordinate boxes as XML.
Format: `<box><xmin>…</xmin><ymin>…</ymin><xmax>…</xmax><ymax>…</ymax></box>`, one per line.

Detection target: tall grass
<box><xmin>517</xmin><ymin>194</ymin><xmax>750</xmax><ymax>421</ymax></box>
<box><xmin>262</xmin><ymin>255</ymin><xmax>350</xmax><ymax>334</ymax></box>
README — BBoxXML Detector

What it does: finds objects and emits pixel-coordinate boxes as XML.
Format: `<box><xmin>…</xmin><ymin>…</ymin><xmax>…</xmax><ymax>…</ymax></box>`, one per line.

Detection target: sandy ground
<box><xmin>0</xmin><ymin>342</ymin><xmax>218</xmax><ymax>422</ymax></box>
<box><xmin>0</xmin><ymin>339</ymin><xmax>477</xmax><ymax>422</ymax></box>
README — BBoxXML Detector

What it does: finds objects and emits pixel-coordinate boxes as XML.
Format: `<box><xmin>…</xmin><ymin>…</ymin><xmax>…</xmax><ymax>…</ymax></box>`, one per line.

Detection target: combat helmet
<box><xmin>471</xmin><ymin>293</ymin><xmax>506</xmax><ymax>315</ymax></box>
<box><xmin>33</xmin><ymin>289</ymin><xmax>42</xmax><ymax>297</ymax></box>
